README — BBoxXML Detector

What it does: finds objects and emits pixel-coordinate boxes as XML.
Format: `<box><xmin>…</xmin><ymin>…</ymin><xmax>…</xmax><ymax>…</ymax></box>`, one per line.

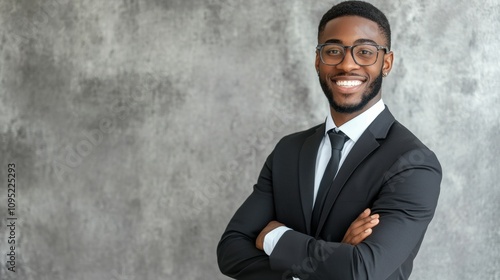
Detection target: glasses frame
<box><xmin>316</xmin><ymin>43</ymin><xmax>389</xmax><ymax>66</ymax></box>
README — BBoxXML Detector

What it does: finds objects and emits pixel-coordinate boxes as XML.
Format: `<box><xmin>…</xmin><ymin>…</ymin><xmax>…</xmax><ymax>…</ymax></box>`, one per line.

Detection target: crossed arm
<box><xmin>218</xmin><ymin>206</ymin><xmax>380</xmax><ymax>280</ymax></box>
<box><xmin>255</xmin><ymin>208</ymin><xmax>380</xmax><ymax>250</ymax></box>
<box><xmin>217</xmin><ymin>148</ymin><xmax>441</xmax><ymax>280</ymax></box>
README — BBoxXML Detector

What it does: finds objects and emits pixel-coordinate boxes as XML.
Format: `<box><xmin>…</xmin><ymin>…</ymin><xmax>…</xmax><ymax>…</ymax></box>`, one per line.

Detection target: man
<box><xmin>217</xmin><ymin>1</ymin><xmax>442</xmax><ymax>279</ymax></box>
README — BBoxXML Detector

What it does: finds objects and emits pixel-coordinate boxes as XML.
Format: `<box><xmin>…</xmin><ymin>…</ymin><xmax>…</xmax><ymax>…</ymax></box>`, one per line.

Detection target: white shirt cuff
<box><xmin>263</xmin><ymin>226</ymin><xmax>292</xmax><ymax>255</ymax></box>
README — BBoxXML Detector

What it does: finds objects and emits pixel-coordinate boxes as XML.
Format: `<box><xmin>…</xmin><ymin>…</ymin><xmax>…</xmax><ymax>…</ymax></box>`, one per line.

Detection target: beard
<box><xmin>319</xmin><ymin>70</ymin><xmax>383</xmax><ymax>114</ymax></box>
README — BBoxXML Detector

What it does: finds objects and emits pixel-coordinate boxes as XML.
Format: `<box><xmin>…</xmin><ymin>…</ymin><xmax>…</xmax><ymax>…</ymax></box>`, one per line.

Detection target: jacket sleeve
<box><xmin>268</xmin><ymin>148</ymin><xmax>442</xmax><ymax>280</ymax></box>
<box><xmin>217</xmin><ymin>150</ymin><xmax>291</xmax><ymax>279</ymax></box>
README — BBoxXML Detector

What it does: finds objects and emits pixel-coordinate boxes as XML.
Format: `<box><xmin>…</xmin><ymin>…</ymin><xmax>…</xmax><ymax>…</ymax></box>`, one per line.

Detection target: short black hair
<box><xmin>318</xmin><ymin>1</ymin><xmax>391</xmax><ymax>49</ymax></box>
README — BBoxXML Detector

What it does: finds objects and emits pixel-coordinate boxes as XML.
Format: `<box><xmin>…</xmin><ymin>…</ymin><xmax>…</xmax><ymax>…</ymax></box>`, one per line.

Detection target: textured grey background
<box><xmin>0</xmin><ymin>0</ymin><xmax>498</xmax><ymax>279</ymax></box>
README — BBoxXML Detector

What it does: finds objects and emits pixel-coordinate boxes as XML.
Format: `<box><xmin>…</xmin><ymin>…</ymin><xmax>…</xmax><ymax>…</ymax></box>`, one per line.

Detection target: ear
<box><xmin>382</xmin><ymin>51</ymin><xmax>394</xmax><ymax>75</ymax></box>
<box><xmin>315</xmin><ymin>51</ymin><xmax>321</xmax><ymax>73</ymax></box>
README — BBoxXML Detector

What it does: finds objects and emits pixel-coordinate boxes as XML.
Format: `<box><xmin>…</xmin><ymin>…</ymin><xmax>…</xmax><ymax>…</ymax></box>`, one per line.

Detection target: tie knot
<box><xmin>327</xmin><ymin>129</ymin><xmax>348</xmax><ymax>151</ymax></box>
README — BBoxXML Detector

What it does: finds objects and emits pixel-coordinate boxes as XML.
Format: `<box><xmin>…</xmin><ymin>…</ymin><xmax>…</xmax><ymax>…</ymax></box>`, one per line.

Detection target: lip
<box><xmin>330</xmin><ymin>76</ymin><xmax>367</xmax><ymax>94</ymax></box>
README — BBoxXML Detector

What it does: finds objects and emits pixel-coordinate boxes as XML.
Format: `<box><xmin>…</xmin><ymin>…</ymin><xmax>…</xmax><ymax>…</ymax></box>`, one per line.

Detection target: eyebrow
<box><xmin>324</xmin><ymin>38</ymin><xmax>379</xmax><ymax>45</ymax></box>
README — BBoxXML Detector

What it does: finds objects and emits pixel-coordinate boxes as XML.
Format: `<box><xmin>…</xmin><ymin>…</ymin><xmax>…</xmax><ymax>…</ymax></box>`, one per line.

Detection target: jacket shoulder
<box><xmin>385</xmin><ymin>121</ymin><xmax>430</xmax><ymax>151</ymax></box>
<box><xmin>276</xmin><ymin>123</ymin><xmax>322</xmax><ymax>147</ymax></box>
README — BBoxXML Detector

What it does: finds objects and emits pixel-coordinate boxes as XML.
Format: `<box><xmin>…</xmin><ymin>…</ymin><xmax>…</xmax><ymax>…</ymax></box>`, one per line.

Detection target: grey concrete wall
<box><xmin>0</xmin><ymin>0</ymin><xmax>498</xmax><ymax>279</ymax></box>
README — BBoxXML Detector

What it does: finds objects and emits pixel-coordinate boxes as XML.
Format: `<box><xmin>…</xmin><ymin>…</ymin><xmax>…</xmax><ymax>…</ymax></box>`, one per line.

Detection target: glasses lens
<box><xmin>352</xmin><ymin>45</ymin><xmax>379</xmax><ymax>66</ymax></box>
<box><xmin>320</xmin><ymin>44</ymin><xmax>345</xmax><ymax>65</ymax></box>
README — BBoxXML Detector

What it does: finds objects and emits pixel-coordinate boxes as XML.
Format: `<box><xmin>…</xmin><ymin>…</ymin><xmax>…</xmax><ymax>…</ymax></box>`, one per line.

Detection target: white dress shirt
<box><xmin>263</xmin><ymin>100</ymin><xmax>386</xmax><ymax>261</ymax></box>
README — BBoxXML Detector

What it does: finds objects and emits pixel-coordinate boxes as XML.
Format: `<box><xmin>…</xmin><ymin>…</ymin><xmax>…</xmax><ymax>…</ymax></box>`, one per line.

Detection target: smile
<box><xmin>335</xmin><ymin>80</ymin><xmax>363</xmax><ymax>87</ymax></box>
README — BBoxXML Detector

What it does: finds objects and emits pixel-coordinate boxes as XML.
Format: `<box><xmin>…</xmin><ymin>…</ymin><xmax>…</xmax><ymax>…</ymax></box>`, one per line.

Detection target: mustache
<box><xmin>331</xmin><ymin>72</ymin><xmax>365</xmax><ymax>78</ymax></box>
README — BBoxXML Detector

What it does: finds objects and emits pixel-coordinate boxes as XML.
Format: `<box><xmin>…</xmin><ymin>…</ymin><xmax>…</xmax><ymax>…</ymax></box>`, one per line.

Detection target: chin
<box><xmin>321</xmin><ymin>73</ymin><xmax>383</xmax><ymax>114</ymax></box>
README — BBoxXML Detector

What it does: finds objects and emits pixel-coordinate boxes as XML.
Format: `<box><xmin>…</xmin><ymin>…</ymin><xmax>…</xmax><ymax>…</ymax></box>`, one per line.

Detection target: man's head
<box><xmin>316</xmin><ymin>1</ymin><xmax>393</xmax><ymax>116</ymax></box>
<box><xmin>318</xmin><ymin>1</ymin><xmax>391</xmax><ymax>50</ymax></box>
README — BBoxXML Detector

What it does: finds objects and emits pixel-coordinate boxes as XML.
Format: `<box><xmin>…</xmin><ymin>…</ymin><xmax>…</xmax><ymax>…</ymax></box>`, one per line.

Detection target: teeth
<box><xmin>336</xmin><ymin>80</ymin><xmax>362</xmax><ymax>87</ymax></box>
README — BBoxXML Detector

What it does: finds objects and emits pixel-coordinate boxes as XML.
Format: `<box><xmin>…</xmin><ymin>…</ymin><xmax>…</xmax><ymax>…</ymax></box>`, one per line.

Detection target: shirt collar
<box><xmin>325</xmin><ymin>99</ymin><xmax>385</xmax><ymax>143</ymax></box>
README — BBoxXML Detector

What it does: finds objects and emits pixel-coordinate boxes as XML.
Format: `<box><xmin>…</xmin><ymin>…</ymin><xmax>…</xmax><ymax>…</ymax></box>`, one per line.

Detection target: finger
<box><xmin>349</xmin><ymin>217</ymin><xmax>380</xmax><ymax>236</ymax></box>
<box><xmin>343</xmin><ymin>213</ymin><xmax>373</xmax><ymax>241</ymax></box>
<box><xmin>344</xmin><ymin>218</ymin><xmax>379</xmax><ymax>245</ymax></box>
<box><xmin>358</xmin><ymin>208</ymin><xmax>371</xmax><ymax>219</ymax></box>
<box><xmin>352</xmin><ymin>210</ymin><xmax>376</xmax><ymax>228</ymax></box>
<box><xmin>352</xmin><ymin>215</ymin><xmax>380</xmax><ymax>235</ymax></box>
<box><xmin>348</xmin><ymin>228</ymin><xmax>373</xmax><ymax>245</ymax></box>
<box><xmin>342</xmin><ymin>210</ymin><xmax>379</xmax><ymax>245</ymax></box>
<box><xmin>349</xmin><ymin>213</ymin><xmax>379</xmax><ymax>233</ymax></box>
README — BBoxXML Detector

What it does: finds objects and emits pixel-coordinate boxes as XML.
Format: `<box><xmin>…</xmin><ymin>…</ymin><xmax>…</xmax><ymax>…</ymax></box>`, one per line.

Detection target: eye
<box><xmin>357</xmin><ymin>49</ymin><xmax>374</xmax><ymax>56</ymax></box>
<box><xmin>326</xmin><ymin>49</ymin><xmax>340</xmax><ymax>55</ymax></box>
<box><xmin>323</xmin><ymin>46</ymin><xmax>344</xmax><ymax>56</ymax></box>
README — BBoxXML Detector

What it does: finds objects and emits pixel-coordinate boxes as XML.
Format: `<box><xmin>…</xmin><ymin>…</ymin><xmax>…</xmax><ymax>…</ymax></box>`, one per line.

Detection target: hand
<box><xmin>255</xmin><ymin>220</ymin><xmax>285</xmax><ymax>251</ymax></box>
<box><xmin>341</xmin><ymin>208</ymin><xmax>379</xmax><ymax>245</ymax></box>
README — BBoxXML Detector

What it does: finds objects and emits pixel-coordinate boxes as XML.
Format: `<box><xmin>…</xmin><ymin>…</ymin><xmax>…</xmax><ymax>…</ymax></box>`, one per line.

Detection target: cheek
<box><xmin>369</xmin><ymin>63</ymin><xmax>384</xmax><ymax>77</ymax></box>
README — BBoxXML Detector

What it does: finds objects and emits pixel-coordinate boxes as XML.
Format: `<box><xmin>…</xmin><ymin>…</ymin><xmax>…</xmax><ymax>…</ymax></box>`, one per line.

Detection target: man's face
<box><xmin>316</xmin><ymin>16</ymin><xmax>393</xmax><ymax>114</ymax></box>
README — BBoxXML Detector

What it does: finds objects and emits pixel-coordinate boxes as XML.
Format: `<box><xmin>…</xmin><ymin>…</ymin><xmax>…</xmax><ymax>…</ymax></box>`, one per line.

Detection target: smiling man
<box><xmin>217</xmin><ymin>1</ymin><xmax>441</xmax><ymax>279</ymax></box>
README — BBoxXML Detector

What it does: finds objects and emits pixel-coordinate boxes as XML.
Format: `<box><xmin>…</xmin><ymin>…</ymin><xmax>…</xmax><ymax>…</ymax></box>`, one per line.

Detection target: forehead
<box><xmin>319</xmin><ymin>16</ymin><xmax>384</xmax><ymax>45</ymax></box>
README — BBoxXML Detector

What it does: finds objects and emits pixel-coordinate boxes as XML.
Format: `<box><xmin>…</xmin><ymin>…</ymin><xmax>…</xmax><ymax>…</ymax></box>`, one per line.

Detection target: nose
<box><xmin>336</xmin><ymin>48</ymin><xmax>360</xmax><ymax>72</ymax></box>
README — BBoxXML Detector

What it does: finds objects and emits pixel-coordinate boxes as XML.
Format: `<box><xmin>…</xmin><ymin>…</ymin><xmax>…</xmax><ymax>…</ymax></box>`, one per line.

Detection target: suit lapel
<box><xmin>298</xmin><ymin>123</ymin><xmax>325</xmax><ymax>235</ymax></box>
<box><xmin>314</xmin><ymin>108</ymin><xmax>395</xmax><ymax>236</ymax></box>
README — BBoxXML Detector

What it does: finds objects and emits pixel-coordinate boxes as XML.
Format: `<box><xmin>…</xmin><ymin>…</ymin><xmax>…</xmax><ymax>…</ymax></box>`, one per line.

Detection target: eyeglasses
<box><xmin>316</xmin><ymin>43</ymin><xmax>389</xmax><ymax>66</ymax></box>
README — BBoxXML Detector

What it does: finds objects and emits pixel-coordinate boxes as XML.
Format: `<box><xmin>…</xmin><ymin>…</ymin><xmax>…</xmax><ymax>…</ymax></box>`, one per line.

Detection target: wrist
<box><xmin>263</xmin><ymin>226</ymin><xmax>292</xmax><ymax>255</ymax></box>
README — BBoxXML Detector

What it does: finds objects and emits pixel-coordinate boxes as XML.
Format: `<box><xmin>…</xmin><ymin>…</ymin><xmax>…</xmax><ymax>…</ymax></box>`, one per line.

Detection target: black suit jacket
<box><xmin>217</xmin><ymin>107</ymin><xmax>442</xmax><ymax>280</ymax></box>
